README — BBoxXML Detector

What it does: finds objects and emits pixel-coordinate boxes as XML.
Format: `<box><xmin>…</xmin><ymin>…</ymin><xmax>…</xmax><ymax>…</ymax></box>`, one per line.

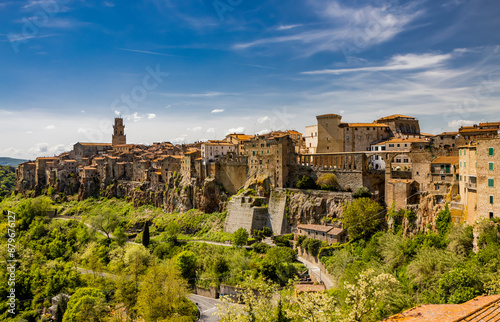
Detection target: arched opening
<box><xmin>390</xmin><ymin>153</ymin><xmax>412</xmax><ymax>179</ymax></box>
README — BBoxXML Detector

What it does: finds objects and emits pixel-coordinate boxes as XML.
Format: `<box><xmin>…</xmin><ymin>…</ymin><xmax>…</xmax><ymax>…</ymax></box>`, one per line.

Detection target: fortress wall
<box><xmin>268</xmin><ymin>192</ymin><xmax>289</xmax><ymax>234</ymax></box>
<box><xmin>216</xmin><ymin>163</ymin><xmax>248</xmax><ymax>195</ymax></box>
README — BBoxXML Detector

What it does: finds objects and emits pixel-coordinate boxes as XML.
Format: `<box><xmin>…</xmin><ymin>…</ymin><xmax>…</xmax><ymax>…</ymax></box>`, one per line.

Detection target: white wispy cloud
<box><xmin>147</xmin><ymin>113</ymin><xmax>156</xmax><ymax>119</ymax></box>
<box><xmin>117</xmin><ymin>48</ymin><xmax>181</xmax><ymax>57</ymax></box>
<box><xmin>211</xmin><ymin>109</ymin><xmax>224</xmax><ymax>113</ymax></box>
<box><xmin>303</xmin><ymin>53</ymin><xmax>452</xmax><ymax>75</ymax></box>
<box><xmin>257</xmin><ymin>116</ymin><xmax>270</xmax><ymax>123</ymax></box>
<box><xmin>45</xmin><ymin>125</ymin><xmax>55</xmax><ymax>130</ymax></box>
<box><xmin>226</xmin><ymin>127</ymin><xmax>246</xmax><ymax>135</ymax></box>
<box><xmin>277</xmin><ymin>24</ymin><xmax>302</xmax><ymax>31</ymax></box>
<box><xmin>448</xmin><ymin>120</ymin><xmax>477</xmax><ymax>128</ymax></box>
<box><xmin>234</xmin><ymin>1</ymin><xmax>423</xmax><ymax>56</ymax></box>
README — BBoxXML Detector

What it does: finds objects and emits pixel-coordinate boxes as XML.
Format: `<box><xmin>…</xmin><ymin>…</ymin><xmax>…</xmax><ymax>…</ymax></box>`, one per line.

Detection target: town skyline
<box><xmin>1</xmin><ymin>0</ymin><xmax>500</xmax><ymax>159</ymax></box>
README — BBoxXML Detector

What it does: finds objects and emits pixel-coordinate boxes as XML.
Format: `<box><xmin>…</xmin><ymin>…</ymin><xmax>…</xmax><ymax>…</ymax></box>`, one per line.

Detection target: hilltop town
<box><xmin>14</xmin><ymin>114</ymin><xmax>500</xmax><ymax>236</ymax></box>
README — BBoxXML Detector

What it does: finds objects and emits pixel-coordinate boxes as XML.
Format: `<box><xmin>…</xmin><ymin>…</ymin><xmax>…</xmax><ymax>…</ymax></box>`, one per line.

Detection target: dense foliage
<box><xmin>0</xmin><ymin>165</ymin><xmax>16</xmax><ymax>198</ymax></box>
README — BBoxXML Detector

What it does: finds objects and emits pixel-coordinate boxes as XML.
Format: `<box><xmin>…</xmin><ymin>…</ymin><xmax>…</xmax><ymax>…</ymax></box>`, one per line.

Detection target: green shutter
<box><xmin>490</xmin><ymin>195</ymin><xmax>494</xmax><ymax>204</ymax></box>
<box><xmin>489</xmin><ymin>162</ymin><xmax>494</xmax><ymax>171</ymax></box>
<box><xmin>488</xmin><ymin>179</ymin><xmax>495</xmax><ymax>187</ymax></box>
<box><xmin>489</xmin><ymin>147</ymin><xmax>494</xmax><ymax>156</ymax></box>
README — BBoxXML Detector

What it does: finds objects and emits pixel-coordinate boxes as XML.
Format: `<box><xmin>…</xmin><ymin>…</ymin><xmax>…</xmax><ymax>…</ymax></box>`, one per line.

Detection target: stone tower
<box><xmin>316</xmin><ymin>114</ymin><xmax>344</xmax><ymax>153</ymax></box>
<box><xmin>112</xmin><ymin>117</ymin><xmax>126</xmax><ymax>146</ymax></box>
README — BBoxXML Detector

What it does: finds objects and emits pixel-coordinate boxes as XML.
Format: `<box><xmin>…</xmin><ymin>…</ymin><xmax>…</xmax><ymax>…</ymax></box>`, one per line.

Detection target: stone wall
<box><xmin>215</xmin><ymin>162</ymin><xmax>248</xmax><ymax>195</ymax></box>
<box><xmin>267</xmin><ymin>191</ymin><xmax>290</xmax><ymax>234</ymax></box>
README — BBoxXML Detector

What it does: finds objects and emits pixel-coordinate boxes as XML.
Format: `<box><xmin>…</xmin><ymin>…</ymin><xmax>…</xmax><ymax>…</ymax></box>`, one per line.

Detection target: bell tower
<box><xmin>112</xmin><ymin>117</ymin><xmax>126</xmax><ymax>146</ymax></box>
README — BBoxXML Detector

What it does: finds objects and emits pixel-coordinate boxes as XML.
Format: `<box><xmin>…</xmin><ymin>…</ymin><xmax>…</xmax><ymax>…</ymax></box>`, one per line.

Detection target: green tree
<box><xmin>438</xmin><ymin>267</ymin><xmax>482</xmax><ymax>304</ymax></box>
<box><xmin>142</xmin><ymin>221</ymin><xmax>150</xmax><ymax>248</ymax></box>
<box><xmin>136</xmin><ymin>262</ymin><xmax>195</xmax><ymax>322</ymax></box>
<box><xmin>174</xmin><ymin>250</ymin><xmax>197</xmax><ymax>281</ymax></box>
<box><xmin>89</xmin><ymin>212</ymin><xmax>119</xmax><ymax>239</ymax></box>
<box><xmin>233</xmin><ymin>228</ymin><xmax>249</xmax><ymax>247</ymax></box>
<box><xmin>353</xmin><ymin>186</ymin><xmax>372</xmax><ymax>198</ymax></box>
<box><xmin>436</xmin><ymin>203</ymin><xmax>452</xmax><ymax>236</ymax></box>
<box><xmin>316</xmin><ymin>173</ymin><xmax>339</xmax><ymax>191</ymax></box>
<box><xmin>62</xmin><ymin>288</ymin><xmax>108</xmax><ymax>322</ymax></box>
<box><xmin>343</xmin><ymin>198</ymin><xmax>383</xmax><ymax>241</ymax></box>
<box><xmin>296</xmin><ymin>175</ymin><xmax>317</xmax><ymax>189</ymax></box>
<box><xmin>113</xmin><ymin>226</ymin><xmax>127</xmax><ymax>246</ymax></box>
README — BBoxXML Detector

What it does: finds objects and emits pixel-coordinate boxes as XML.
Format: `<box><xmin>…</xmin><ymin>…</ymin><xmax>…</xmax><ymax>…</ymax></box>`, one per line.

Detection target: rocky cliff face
<box><xmin>402</xmin><ymin>192</ymin><xmax>447</xmax><ymax>236</ymax></box>
<box><xmin>77</xmin><ymin>175</ymin><xmax>228</xmax><ymax>214</ymax></box>
<box><xmin>285</xmin><ymin>190</ymin><xmax>353</xmax><ymax>228</ymax></box>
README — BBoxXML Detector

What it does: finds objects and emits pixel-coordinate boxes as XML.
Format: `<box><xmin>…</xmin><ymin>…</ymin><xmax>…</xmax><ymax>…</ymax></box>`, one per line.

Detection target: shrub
<box><xmin>353</xmin><ymin>187</ymin><xmax>371</xmax><ymax>198</ymax></box>
<box><xmin>296</xmin><ymin>175</ymin><xmax>317</xmax><ymax>189</ymax></box>
<box><xmin>316</xmin><ymin>173</ymin><xmax>339</xmax><ymax>191</ymax></box>
<box><xmin>233</xmin><ymin>228</ymin><xmax>249</xmax><ymax>247</ymax></box>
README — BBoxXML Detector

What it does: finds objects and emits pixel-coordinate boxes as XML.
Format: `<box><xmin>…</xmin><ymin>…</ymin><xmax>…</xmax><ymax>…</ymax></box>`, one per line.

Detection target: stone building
<box><xmin>243</xmin><ymin>133</ymin><xmax>296</xmax><ymax>189</ymax></box>
<box><xmin>304</xmin><ymin>125</ymin><xmax>318</xmax><ymax>154</ymax></box>
<box><xmin>225</xmin><ymin>133</ymin><xmax>253</xmax><ymax>155</ymax></box>
<box><xmin>112</xmin><ymin>117</ymin><xmax>126</xmax><ymax>146</ymax></box>
<box><xmin>459</xmin><ymin>122</ymin><xmax>499</xmax><ymax>143</ymax></box>
<box><xmin>459</xmin><ymin>138</ymin><xmax>500</xmax><ymax>225</ymax></box>
<box><xmin>201</xmin><ymin>141</ymin><xmax>237</xmax><ymax>164</ymax></box>
<box><xmin>296</xmin><ymin>223</ymin><xmax>347</xmax><ymax>244</ymax></box>
<box><xmin>374</xmin><ymin>114</ymin><xmax>421</xmax><ymax>138</ymax></box>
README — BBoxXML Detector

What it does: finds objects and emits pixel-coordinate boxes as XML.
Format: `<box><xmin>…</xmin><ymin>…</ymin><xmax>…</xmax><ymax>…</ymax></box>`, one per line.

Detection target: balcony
<box><xmin>466</xmin><ymin>182</ymin><xmax>477</xmax><ymax>190</ymax></box>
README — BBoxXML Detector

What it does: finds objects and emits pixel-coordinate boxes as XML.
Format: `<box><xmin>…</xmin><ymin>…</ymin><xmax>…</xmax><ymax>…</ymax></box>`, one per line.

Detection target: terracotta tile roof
<box><xmin>37</xmin><ymin>157</ymin><xmax>58</xmax><ymax>160</ymax></box>
<box><xmin>431</xmin><ymin>156</ymin><xmax>459</xmax><ymax>164</ymax></box>
<box><xmin>297</xmin><ymin>224</ymin><xmax>343</xmax><ymax>234</ymax></box>
<box><xmin>382</xmin><ymin>138</ymin><xmax>429</xmax><ymax>144</ymax></box>
<box><xmin>203</xmin><ymin>142</ymin><xmax>235</xmax><ymax>146</ymax></box>
<box><xmin>346</xmin><ymin>123</ymin><xmax>389</xmax><ymax>127</ymax></box>
<box><xmin>383</xmin><ymin>295</ymin><xmax>500</xmax><ymax>322</ymax></box>
<box><xmin>77</xmin><ymin>142</ymin><xmax>112</xmax><ymax>146</ymax></box>
<box><xmin>435</xmin><ymin>132</ymin><xmax>459</xmax><ymax>136</ymax></box>
<box><xmin>294</xmin><ymin>284</ymin><xmax>326</xmax><ymax>293</ymax></box>
<box><xmin>317</xmin><ymin>113</ymin><xmax>342</xmax><ymax>119</ymax></box>
<box><xmin>377</xmin><ymin>114</ymin><xmax>416</xmax><ymax>121</ymax></box>
<box><xmin>420</xmin><ymin>132</ymin><xmax>435</xmax><ymax>137</ymax></box>
<box><xmin>460</xmin><ymin>128</ymin><xmax>497</xmax><ymax>133</ymax></box>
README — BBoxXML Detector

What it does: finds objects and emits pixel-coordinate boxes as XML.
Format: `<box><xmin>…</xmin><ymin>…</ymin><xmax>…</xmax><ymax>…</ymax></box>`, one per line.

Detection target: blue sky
<box><xmin>1</xmin><ymin>0</ymin><xmax>500</xmax><ymax>159</ymax></box>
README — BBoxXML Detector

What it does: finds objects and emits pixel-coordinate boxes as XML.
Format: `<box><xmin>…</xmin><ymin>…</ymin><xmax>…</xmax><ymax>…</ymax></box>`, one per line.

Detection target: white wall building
<box><xmin>201</xmin><ymin>142</ymin><xmax>236</xmax><ymax>164</ymax></box>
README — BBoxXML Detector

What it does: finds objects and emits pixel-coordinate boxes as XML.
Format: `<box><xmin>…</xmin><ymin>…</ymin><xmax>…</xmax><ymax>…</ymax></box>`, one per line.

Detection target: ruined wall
<box><xmin>267</xmin><ymin>191</ymin><xmax>289</xmax><ymax>234</ymax></box>
<box><xmin>215</xmin><ymin>162</ymin><xmax>248</xmax><ymax>195</ymax></box>
<box><xmin>224</xmin><ymin>195</ymin><xmax>268</xmax><ymax>233</ymax></box>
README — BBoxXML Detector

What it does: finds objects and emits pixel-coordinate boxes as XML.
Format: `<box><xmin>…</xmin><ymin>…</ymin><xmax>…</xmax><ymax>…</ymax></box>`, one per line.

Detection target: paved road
<box><xmin>53</xmin><ymin>216</ymin><xmax>141</xmax><ymax>244</ymax></box>
<box><xmin>188</xmin><ymin>294</ymin><xmax>222</xmax><ymax>322</ymax></box>
<box><xmin>296</xmin><ymin>256</ymin><xmax>335</xmax><ymax>289</ymax></box>
<box><xmin>76</xmin><ymin>266</ymin><xmax>223</xmax><ymax>321</ymax></box>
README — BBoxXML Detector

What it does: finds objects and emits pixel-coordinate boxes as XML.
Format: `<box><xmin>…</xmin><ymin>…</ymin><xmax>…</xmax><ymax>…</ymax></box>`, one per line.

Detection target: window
<box><xmin>490</xmin><ymin>195</ymin><xmax>494</xmax><ymax>204</ymax></box>
<box><xmin>259</xmin><ymin>160</ymin><xmax>263</xmax><ymax>165</ymax></box>
<box><xmin>464</xmin><ymin>150</ymin><xmax>466</xmax><ymax>156</ymax></box>
<box><xmin>488</xmin><ymin>178</ymin><xmax>495</xmax><ymax>187</ymax></box>
<box><xmin>252</xmin><ymin>151</ymin><xmax>256</xmax><ymax>156</ymax></box>
<box><xmin>489</xmin><ymin>147</ymin><xmax>494</xmax><ymax>156</ymax></box>
<box><xmin>397</xmin><ymin>144</ymin><xmax>400</xmax><ymax>147</ymax></box>
<box><xmin>460</xmin><ymin>150</ymin><xmax>462</xmax><ymax>155</ymax></box>
<box><xmin>346</xmin><ymin>136</ymin><xmax>350</xmax><ymax>140</ymax></box>
<box><xmin>490</xmin><ymin>212</ymin><xmax>494</xmax><ymax>219</ymax></box>
<box><xmin>460</xmin><ymin>162</ymin><xmax>462</xmax><ymax>168</ymax></box>
<box><xmin>441</xmin><ymin>175</ymin><xmax>446</xmax><ymax>180</ymax></box>
<box><xmin>464</xmin><ymin>162</ymin><xmax>466</xmax><ymax>168</ymax></box>
<box><xmin>489</xmin><ymin>162</ymin><xmax>494</xmax><ymax>171</ymax></box>
<box><xmin>389</xmin><ymin>144</ymin><xmax>394</xmax><ymax>147</ymax></box>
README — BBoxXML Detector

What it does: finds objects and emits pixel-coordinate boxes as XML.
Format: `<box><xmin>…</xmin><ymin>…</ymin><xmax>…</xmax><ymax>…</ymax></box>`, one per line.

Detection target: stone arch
<box><xmin>411</xmin><ymin>125</ymin><xmax>417</xmax><ymax>133</ymax></box>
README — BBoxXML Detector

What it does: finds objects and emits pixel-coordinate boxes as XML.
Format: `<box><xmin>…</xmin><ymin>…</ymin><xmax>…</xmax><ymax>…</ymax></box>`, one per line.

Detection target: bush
<box><xmin>316</xmin><ymin>173</ymin><xmax>339</xmax><ymax>191</ymax></box>
<box><xmin>353</xmin><ymin>187</ymin><xmax>371</xmax><ymax>198</ymax></box>
<box><xmin>233</xmin><ymin>228</ymin><xmax>249</xmax><ymax>247</ymax></box>
<box><xmin>296</xmin><ymin>175</ymin><xmax>317</xmax><ymax>189</ymax></box>
<box><xmin>436</xmin><ymin>204</ymin><xmax>452</xmax><ymax>236</ymax></box>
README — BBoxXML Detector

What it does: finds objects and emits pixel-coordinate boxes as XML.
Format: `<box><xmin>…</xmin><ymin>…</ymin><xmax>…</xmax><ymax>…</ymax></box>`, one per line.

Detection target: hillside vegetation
<box><xmin>0</xmin><ymin>165</ymin><xmax>16</xmax><ymax>198</ymax></box>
